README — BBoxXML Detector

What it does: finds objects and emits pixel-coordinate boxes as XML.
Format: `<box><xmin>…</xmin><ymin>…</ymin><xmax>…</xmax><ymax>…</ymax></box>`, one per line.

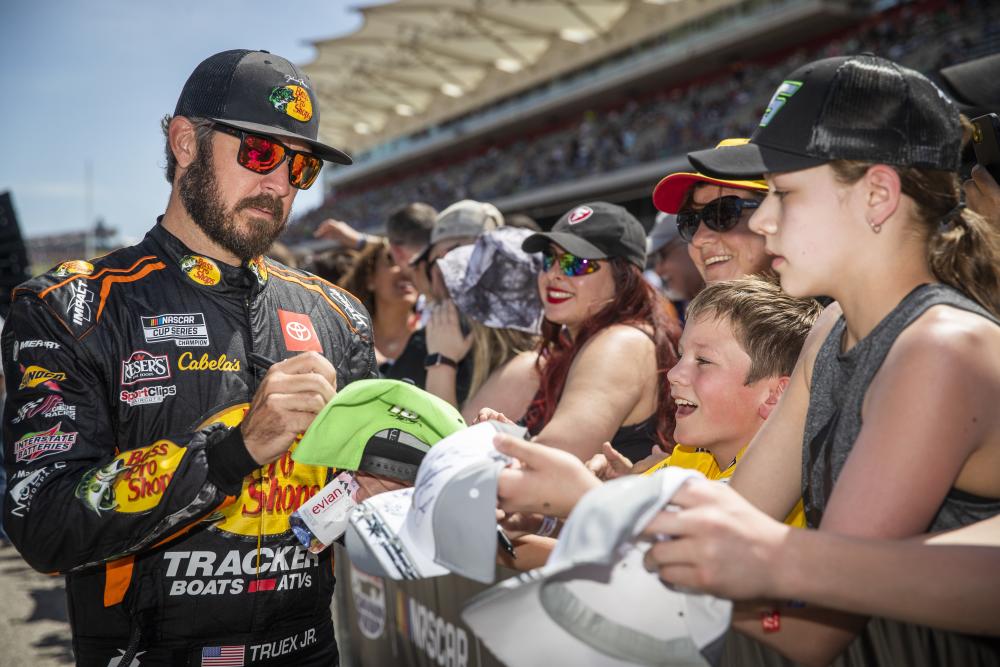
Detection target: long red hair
<box><xmin>524</xmin><ymin>258</ymin><xmax>681</xmax><ymax>450</ymax></box>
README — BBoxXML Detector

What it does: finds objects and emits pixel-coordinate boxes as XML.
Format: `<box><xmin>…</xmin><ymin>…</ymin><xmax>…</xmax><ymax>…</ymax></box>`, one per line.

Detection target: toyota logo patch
<box><xmin>285</xmin><ymin>321</ymin><xmax>312</xmax><ymax>341</ymax></box>
<box><xmin>278</xmin><ymin>310</ymin><xmax>323</xmax><ymax>353</ymax></box>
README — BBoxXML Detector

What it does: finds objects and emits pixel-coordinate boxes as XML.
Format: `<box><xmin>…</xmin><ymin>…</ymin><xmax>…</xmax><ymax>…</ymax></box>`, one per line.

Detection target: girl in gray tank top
<box><xmin>681</xmin><ymin>54</ymin><xmax>1000</xmax><ymax>667</ymax></box>
<box><xmin>803</xmin><ymin>282</ymin><xmax>1000</xmax><ymax>532</ymax></box>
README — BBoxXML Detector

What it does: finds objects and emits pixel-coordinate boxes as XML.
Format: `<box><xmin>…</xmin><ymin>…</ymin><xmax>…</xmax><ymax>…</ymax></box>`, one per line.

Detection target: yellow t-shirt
<box><xmin>643</xmin><ymin>444</ymin><xmax>806</xmax><ymax>528</ymax></box>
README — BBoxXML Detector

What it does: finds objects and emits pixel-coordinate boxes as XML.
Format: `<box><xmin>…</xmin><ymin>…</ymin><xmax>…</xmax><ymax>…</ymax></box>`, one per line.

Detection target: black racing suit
<box><xmin>2</xmin><ymin>222</ymin><xmax>376</xmax><ymax>666</ymax></box>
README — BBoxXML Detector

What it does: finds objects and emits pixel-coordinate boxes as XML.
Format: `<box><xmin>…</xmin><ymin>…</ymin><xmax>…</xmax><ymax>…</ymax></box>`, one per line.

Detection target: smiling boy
<box><xmin>646</xmin><ymin>277</ymin><xmax>821</xmax><ymax>526</ymax></box>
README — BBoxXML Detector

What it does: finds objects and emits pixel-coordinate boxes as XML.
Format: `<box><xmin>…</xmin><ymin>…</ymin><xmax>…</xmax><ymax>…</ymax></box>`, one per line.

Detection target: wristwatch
<box><xmin>423</xmin><ymin>353</ymin><xmax>458</xmax><ymax>369</ymax></box>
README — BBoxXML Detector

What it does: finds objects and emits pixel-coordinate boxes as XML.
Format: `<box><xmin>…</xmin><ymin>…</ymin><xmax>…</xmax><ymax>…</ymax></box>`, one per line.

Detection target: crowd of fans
<box><xmin>273</xmin><ymin>28</ymin><xmax>1000</xmax><ymax>661</ymax></box>
<box><xmin>283</xmin><ymin>0</ymin><xmax>999</xmax><ymax>241</ymax></box>
<box><xmin>4</xmin><ymin>5</ymin><xmax>1000</xmax><ymax>666</ymax></box>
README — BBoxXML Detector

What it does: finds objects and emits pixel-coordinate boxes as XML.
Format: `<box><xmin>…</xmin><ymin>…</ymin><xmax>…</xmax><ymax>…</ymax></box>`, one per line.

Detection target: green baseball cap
<box><xmin>292</xmin><ymin>379</ymin><xmax>467</xmax><ymax>480</ymax></box>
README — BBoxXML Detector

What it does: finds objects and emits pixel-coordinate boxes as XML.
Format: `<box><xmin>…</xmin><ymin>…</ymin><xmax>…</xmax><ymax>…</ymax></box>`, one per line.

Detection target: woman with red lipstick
<box><xmin>517</xmin><ymin>202</ymin><xmax>682</xmax><ymax>462</ymax></box>
<box><xmin>653</xmin><ymin>138</ymin><xmax>771</xmax><ymax>283</ymax></box>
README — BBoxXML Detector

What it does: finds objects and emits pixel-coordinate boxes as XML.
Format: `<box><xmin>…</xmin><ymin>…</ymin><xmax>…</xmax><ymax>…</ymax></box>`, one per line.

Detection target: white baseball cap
<box><xmin>345</xmin><ymin>421</ymin><xmax>520</xmax><ymax>584</ymax></box>
<box><xmin>461</xmin><ymin>467</ymin><xmax>732</xmax><ymax>666</ymax></box>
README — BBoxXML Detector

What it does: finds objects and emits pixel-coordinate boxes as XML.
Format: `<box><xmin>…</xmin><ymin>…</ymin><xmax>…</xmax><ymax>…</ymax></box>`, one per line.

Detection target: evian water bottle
<box><xmin>290</xmin><ymin>471</ymin><xmax>360</xmax><ymax>553</ymax></box>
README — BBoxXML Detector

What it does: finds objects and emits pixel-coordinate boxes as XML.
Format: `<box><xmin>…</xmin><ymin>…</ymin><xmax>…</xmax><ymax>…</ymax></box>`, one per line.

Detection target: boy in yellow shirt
<box><xmin>641</xmin><ymin>278</ymin><xmax>820</xmax><ymax>526</ymax></box>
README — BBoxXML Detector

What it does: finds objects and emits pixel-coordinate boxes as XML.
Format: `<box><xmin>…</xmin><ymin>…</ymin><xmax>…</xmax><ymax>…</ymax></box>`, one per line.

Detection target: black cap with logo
<box><xmin>522</xmin><ymin>202</ymin><xmax>646</xmax><ymax>270</ymax></box>
<box><xmin>174</xmin><ymin>49</ymin><xmax>352</xmax><ymax>165</ymax></box>
<box><xmin>688</xmin><ymin>55</ymin><xmax>961</xmax><ymax>179</ymax></box>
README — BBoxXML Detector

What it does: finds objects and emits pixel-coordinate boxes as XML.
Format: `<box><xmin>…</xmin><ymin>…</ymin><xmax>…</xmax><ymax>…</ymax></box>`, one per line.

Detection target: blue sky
<box><xmin>0</xmin><ymin>0</ymin><xmax>364</xmax><ymax>243</ymax></box>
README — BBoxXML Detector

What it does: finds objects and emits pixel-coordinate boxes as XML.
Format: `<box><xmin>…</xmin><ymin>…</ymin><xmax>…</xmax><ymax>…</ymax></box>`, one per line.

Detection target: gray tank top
<box><xmin>803</xmin><ymin>283</ymin><xmax>1000</xmax><ymax>531</ymax></box>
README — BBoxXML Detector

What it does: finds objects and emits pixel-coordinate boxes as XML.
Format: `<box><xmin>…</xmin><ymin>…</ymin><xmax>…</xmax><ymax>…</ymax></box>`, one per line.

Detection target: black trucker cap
<box><xmin>522</xmin><ymin>202</ymin><xmax>646</xmax><ymax>270</ymax></box>
<box><xmin>174</xmin><ymin>49</ymin><xmax>352</xmax><ymax>165</ymax></box>
<box><xmin>688</xmin><ymin>55</ymin><xmax>961</xmax><ymax>179</ymax></box>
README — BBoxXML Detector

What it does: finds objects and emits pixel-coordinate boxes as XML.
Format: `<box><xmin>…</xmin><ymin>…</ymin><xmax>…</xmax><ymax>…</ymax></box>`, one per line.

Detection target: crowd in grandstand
<box><xmin>284</xmin><ymin>0</ymin><xmax>999</xmax><ymax>240</ymax></box>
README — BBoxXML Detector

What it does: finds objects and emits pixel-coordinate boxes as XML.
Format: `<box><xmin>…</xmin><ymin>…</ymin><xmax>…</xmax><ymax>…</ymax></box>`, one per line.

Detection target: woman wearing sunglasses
<box><xmin>514</xmin><ymin>202</ymin><xmax>682</xmax><ymax>463</ymax></box>
<box><xmin>644</xmin><ymin>56</ymin><xmax>1000</xmax><ymax>665</ymax></box>
<box><xmin>653</xmin><ymin>138</ymin><xmax>771</xmax><ymax>282</ymax></box>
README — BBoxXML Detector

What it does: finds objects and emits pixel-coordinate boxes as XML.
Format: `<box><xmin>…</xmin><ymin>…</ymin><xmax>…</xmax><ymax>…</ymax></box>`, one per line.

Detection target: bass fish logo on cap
<box><xmin>180</xmin><ymin>255</ymin><xmax>221</xmax><ymax>286</ymax></box>
<box><xmin>269</xmin><ymin>85</ymin><xmax>313</xmax><ymax>122</ymax></box>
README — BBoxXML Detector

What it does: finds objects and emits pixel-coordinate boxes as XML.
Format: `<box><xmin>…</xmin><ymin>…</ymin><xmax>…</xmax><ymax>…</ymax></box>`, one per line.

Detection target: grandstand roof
<box><xmin>304</xmin><ymin>0</ymin><xmax>748</xmax><ymax>154</ymax></box>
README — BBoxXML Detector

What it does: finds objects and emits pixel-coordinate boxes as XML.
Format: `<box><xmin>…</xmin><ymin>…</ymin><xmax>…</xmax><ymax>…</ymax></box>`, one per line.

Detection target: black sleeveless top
<box><xmin>803</xmin><ymin>283</ymin><xmax>1000</xmax><ymax>531</ymax></box>
<box><xmin>608</xmin><ymin>414</ymin><xmax>660</xmax><ymax>462</ymax></box>
<box><xmin>525</xmin><ymin>324</ymin><xmax>663</xmax><ymax>462</ymax></box>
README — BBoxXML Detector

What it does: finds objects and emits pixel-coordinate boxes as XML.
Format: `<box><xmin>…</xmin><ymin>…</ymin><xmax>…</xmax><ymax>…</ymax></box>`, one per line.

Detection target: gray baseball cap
<box><xmin>647</xmin><ymin>212</ymin><xmax>681</xmax><ymax>257</ymax></box>
<box><xmin>436</xmin><ymin>227</ymin><xmax>543</xmax><ymax>334</ymax></box>
<box><xmin>345</xmin><ymin>421</ymin><xmax>524</xmax><ymax>584</ymax></box>
<box><xmin>461</xmin><ymin>467</ymin><xmax>732</xmax><ymax>666</ymax></box>
<box><xmin>411</xmin><ymin>200</ymin><xmax>505</xmax><ymax>265</ymax></box>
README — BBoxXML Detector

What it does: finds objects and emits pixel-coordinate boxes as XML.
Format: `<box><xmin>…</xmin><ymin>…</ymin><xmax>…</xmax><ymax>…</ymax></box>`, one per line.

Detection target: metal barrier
<box><xmin>333</xmin><ymin>544</ymin><xmax>514</xmax><ymax>667</ymax></box>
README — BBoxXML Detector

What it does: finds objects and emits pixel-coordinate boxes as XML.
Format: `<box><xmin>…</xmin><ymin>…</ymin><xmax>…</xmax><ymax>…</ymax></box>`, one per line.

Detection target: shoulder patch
<box><xmin>20</xmin><ymin>254</ymin><xmax>166</xmax><ymax>339</ymax></box>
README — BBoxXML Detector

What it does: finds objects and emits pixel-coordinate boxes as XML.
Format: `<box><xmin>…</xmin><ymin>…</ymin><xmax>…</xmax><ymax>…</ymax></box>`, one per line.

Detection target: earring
<box><xmin>867</xmin><ymin>218</ymin><xmax>883</xmax><ymax>234</ymax></box>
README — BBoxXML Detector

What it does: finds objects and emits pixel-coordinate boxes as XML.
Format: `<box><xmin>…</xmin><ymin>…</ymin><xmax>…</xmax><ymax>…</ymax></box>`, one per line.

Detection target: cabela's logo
<box><xmin>180</xmin><ymin>255</ymin><xmax>221</xmax><ymax>286</ymax></box>
<box><xmin>177</xmin><ymin>352</ymin><xmax>241</xmax><ymax>372</ymax></box>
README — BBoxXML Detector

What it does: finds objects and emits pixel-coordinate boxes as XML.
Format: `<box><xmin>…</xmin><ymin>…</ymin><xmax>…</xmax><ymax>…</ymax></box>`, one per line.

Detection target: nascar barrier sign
<box><xmin>333</xmin><ymin>544</ymin><xmax>511</xmax><ymax>667</ymax></box>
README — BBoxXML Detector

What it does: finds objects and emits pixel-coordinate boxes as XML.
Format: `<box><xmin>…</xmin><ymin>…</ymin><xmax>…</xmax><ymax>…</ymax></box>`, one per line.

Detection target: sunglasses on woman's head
<box><xmin>541</xmin><ymin>249</ymin><xmax>601</xmax><ymax>277</ymax></box>
<box><xmin>675</xmin><ymin>196</ymin><xmax>761</xmax><ymax>242</ymax></box>
<box><xmin>213</xmin><ymin>124</ymin><xmax>323</xmax><ymax>190</ymax></box>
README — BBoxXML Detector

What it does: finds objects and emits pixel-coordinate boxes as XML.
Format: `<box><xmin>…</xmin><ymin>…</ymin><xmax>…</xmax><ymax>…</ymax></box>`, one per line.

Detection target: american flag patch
<box><xmin>201</xmin><ymin>645</ymin><xmax>245</xmax><ymax>666</ymax></box>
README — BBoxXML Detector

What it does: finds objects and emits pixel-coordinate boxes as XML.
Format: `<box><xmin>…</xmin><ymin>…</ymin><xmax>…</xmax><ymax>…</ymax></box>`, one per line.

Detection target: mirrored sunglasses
<box><xmin>213</xmin><ymin>124</ymin><xmax>323</xmax><ymax>190</ymax></box>
<box><xmin>541</xmin><ymin>249</ymin><xmax>601</xmax><ymax>277</ymax></box>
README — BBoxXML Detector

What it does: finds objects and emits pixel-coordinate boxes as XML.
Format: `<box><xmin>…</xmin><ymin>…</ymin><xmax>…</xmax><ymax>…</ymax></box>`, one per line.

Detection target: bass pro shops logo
<box><xmin>199</xmin><ymin>404</ymin><xmax>326</xmax><ymax>538</ymax></box>
<box><xmin>76</xmin><ymin>439</ymin><xmax>185</xmax><ymax>514</ymax></box>
<box><xmin>179</xmin><ymin>254</ymin><xmax>221</xmax><ymax>287</ymax></box>
<box><xmin>54</xmin><ymin>260</ymin><xmax>94</xmax><ymax>278</ymax></box>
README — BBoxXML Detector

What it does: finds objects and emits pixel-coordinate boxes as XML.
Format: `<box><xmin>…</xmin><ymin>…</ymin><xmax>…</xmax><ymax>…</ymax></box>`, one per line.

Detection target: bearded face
<box><xmin>178</xmin><ymin>133</ymin><xmax>289</xmax><ymax>260</ymax></box>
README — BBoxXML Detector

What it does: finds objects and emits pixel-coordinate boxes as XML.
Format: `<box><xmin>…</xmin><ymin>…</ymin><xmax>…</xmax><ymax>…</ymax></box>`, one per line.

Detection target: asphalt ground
<box><xmin>0</xmin><ymin>540</ymin><xmax>75</xmax><ymax>666</ymax></box>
